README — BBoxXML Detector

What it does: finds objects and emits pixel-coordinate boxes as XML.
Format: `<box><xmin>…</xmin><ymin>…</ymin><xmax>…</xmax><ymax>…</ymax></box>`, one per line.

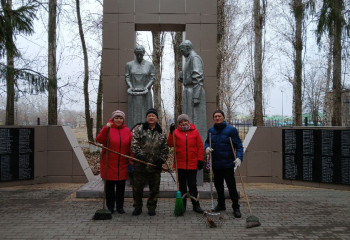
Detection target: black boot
<box><xmin>183</xmin><ymin>199</ymin><xmax>187</xmax><ymax>212</ymax></box>
<box><xmin>233</xmin><ymin>208</ymin><xmax>241</xmax><ymax>218</ymax></box>
<box><xmin>132</xmin><ymin>207</ymin><xmax>142</xmax><ymax>216</ymax></box>
<box><xmin>117</xmin><ymin>208</ymin><xmax>125</xmax><ymax>214</ymax></box>
<box><xmin>214</xmin><ymin>203</ymin><xmax>226</xmax><ymax>212</ymax></box>
<box><xmin>193</xmin><ymin>202</ymin><xmax>204</xmax><ymax>214</ymax></box>
<box><xmin>148</xmin><ymin>209</ymin><xmax>156</xmax><ymax>216</ymax></box>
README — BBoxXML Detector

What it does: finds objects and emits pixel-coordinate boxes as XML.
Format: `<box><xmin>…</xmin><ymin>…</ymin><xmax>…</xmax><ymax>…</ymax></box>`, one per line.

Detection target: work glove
<box><xmin>170</xmin><ymin>123</ymin><xmax>176</xmax><ymax>134</ymax></box>
<box><xmin>205</xmin><ymin>147</ymin><xmax>214</xmax><ymax>154</ymax></box>
<box><xmin>197</xmin><ymin>160</ymin><xmax>204</xmax><ymax>170</ymax></box>
<box><xmin>155</xmin><ymin>159</ymin><xmax>164</xmax><ymax>170</ymax></box>
<box><xmin>234</xmin><ymin>158</ymin><xmax>241</xmax><ymax>172</ymax></box>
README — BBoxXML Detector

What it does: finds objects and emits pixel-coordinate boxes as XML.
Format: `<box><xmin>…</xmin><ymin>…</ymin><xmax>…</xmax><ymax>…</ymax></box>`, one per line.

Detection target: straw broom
<box><xmin>229</xmin><ymin>137</ymin><xmax>261</xmax><ymax>228</ymax></box>
<box><xmin>172</xmin><ymin>132</ymin><xmax>185</xmax><ymax>216</ymax></box>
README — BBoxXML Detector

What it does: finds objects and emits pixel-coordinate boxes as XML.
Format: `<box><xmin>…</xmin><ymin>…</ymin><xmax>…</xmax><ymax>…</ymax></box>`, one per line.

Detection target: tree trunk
<box><xmin>152</xmin><ymin>31</ymin><xmax>163</xmax><ymax>124</ymax></box>
<box><xmin>48</xmin><ymin>0</ymin><xmax>57</xmax><ymax>125</ymax></box>
<box><xmin>3</xmin><ymin>0</ymin><xmax>15</xmax><ymax>125</ymax></box>
<box><xmin>217</xmin><ymin>0</ymin><xmax>225</xmax><ymax>110</ymax></box>
<box><xmin>292</xmin><ymin>0</ymin><xmax>303</xmax><ymax>126</ymax></box>
<box><xmin>253</xmin><ymin>0</ymin><xmax>264</xmax><ymax>126</ymax></box>
<box><xmin>96</xmin><ymin>57</ymin><xmax>103</xmax><ymax>139</ymax></box>
<box><xmin>172</xmin><ymin>32</ymin><xmax>183</xmax><ymax>123</ymax></box>
<box><xmin>323</xmin><ymin>33</ymin><xmax>333</xmax><ymax>126</ymax></box>
<box><xmin>331</xmin><ymin>0</ymin><xmax>342</xmax><ymax>126</ymax></box>
<box><xmin>76</xmin><ymin>0</ymin><xmax>93</xmax><ymax>141</ymax></box>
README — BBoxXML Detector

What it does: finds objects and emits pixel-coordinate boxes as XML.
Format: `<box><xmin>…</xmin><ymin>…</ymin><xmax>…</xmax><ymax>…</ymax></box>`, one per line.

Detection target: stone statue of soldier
<box><xmin>125</xmin><ymin>45</ymin><xmax>155</xmax><ymax>129</ymax></box>
<box><xmin>178</xmin><ymin>40</ymin><xmax>207</xmax><ymax>140</ymax></box>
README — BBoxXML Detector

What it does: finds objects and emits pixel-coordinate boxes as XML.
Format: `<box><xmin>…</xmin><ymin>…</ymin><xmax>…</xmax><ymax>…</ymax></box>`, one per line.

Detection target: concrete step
<box><xmin>76</xmin><ymin>173</ymin><xmax>231</xmax><ymax>199</ymax></box>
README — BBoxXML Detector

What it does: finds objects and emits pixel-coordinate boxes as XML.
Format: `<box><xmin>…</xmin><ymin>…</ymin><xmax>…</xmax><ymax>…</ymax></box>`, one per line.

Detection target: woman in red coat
<box><xmin>96</xmin><ymin>110</ymin><xmax>132</xmax><ymax>214</ymax></box>
<box><xmin>168</xmin><ymin>114</ymin><xmax>204</xmax><ymax>213</ymax></box>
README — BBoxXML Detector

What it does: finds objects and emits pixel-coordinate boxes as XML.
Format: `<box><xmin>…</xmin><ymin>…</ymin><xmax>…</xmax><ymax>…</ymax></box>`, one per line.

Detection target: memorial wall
<box><xmin>0</xmin><ymin>126</ymin><xmax>94</xmax><ymax>186</ymax></box>
<box><xmin>0</xmin><ymin>128</ymin><xmax>34</xmax><ymax>182</ymax></box>
<box><xmin>283</xmin><ymin>129</ymin><xmax>350</xmax><ymax>185</ymax></box>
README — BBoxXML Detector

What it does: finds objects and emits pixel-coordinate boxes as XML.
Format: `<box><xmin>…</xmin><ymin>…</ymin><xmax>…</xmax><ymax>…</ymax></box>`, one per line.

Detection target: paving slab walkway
<box><xmin>1</xmin><ymin>181</ymin><xmax>350</xmax><ymax>240</ymax></box>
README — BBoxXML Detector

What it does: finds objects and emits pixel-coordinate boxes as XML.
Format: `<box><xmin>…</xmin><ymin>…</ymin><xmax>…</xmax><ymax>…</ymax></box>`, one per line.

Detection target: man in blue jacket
<box><xmin>204</xmin><ymin>110</ymin><xmax>243</xmax><ymax>218</ymax></box>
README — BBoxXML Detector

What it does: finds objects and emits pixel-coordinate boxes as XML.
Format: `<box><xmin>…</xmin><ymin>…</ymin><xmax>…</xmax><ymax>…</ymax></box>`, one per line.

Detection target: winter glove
<box><xmin>197</xmin><ymin>160</ymin><xmax>204</xmax><ymax>170</ymax></box>
<box><xmin>205</xmin><ymin>147</ymin><xmax>214</xmax><ymax>154</ymax></box>
<box><xmin>170</xmin><ymin>123</ymin><xmax>176</xmax><ymax>134</ymax></box>
<box><xmin>155</xmin><ymin>159</ymin><xmax>164</xmax><ymax>170</ymax></box>
<box><xmin>135</xmin><ymin>153</ymin><xmax>145</xmax><ymax>161</ymax></box>
<box><xmin>234</xmin><ymin>158</ymin><xmax>241</xmax><ymax>171</ymax></box>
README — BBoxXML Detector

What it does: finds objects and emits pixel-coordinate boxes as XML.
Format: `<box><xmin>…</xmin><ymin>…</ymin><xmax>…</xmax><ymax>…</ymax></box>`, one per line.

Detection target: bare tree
<box><xmin>253</xmin><ymin>0</ymin><xmax>266</xmax><ymax>126</ymax></box>
<box><xmin>219</xmin><ymin>0</ymin><xmax>251</xmax><ymax>122</ymax></box>
<box><xmin>171</xmin><ymin>31</ymin><xmax>183</xmax><ymax>123</ymax></box>
<box><xmin>76</xmin><ymin>0</ymin><xmax>93</xmax><ymax>141</ymax></box>
<box><xmin>217</xmin><ymin>0</ymin><xmax>226</xmax><ymax>110</ymax></box>
<box><xmin>48</xmin><ymin>0</ymin><xmax>57</xmax><ymax>125</ymax></box>
<box><xmin>304</xmin><ymin>67</ymin><xmax>325</xmax><ymax>126</ymax></box>
<box><xmin>96</xmin><ymin>57</ymin><xmax>103</xmax><ymax>138</ymax></box>
<box><xmin>95</xmin><ymin>1</ymin><xmax>103</xmax><ymax>138</ymax></box>
<box><xmin>322</xmin><ymin>33</ymin><xmax>333</xmax><ymax>125</ymax></box>
<box><xmin>291</xmin><ymin>0</ymin><xmax>303</xmax><ymax>126</ymax></box>
<box><xmin>291</xmin><ymin>0</ymin><xmax>315</xmax><ymax>126</ymax></box>
<box><xmin>152</xmin><ymin>31</ymin><xmax>165</xmax><ymax>124</ymax></box>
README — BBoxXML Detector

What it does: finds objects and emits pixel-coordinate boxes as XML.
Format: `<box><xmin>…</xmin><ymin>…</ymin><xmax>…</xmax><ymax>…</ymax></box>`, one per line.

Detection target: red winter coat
<box><xmin>96</xmin><ymin>119</ymin><xmax>132</xmax><ymax>180</ymax></box>
<box><xmin>167</xmin><ymin>123</ymin><xmax>204</xmax><ymax>170</ymax></box>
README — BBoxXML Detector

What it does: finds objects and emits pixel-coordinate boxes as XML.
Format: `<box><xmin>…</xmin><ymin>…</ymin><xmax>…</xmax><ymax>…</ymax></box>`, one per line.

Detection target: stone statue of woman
<box><xmin>125</xmin><ymin>45</ymin><xmax>155</xmax><ymax>129</ymax></box>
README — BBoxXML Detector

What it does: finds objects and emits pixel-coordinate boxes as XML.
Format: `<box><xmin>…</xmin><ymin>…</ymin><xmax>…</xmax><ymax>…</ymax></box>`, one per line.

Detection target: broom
<box><xmin>93</xmin><ymin>127</ymin><xmax>112</xmax><ymax>220</ymax></box>
<box><xmin>229</xmin><ymin>137</ymin><xmax>261</xmax><ymax>228</ymax></box>
<box><xmin>89</xmin><ymin>141</ymin><xmax>176</xmax><ymax>183</ymax></box>
<box><xmin>172</xmin><ymin>131</ymin><xmax>185</xmax><ymax>216</ymax></box>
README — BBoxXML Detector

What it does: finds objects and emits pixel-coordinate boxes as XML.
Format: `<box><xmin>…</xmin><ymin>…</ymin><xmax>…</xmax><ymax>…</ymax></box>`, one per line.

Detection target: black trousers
<box><xmin>105</xmin><ymin>180</ymin><xmax>126</xmax><ymax>212</ymax></box>
<box><xmin>132</xmin><ymin>170</ymin><xmax>161</xmax><ymax>211</ymax></box>
<box><xmin>213</xmin><ymin>168</ymin><xmax>240</xmax><ymax>209</ymax></box>
<box><xmin>178</xmin><ymin>169</ymin><xmax>200</xmax><ymax>206</ymax></box>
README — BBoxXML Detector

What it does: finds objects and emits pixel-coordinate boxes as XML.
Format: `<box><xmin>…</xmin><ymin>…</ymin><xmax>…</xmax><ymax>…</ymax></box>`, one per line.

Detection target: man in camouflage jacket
<box><xmin>131</xmin><ymin>108</ymin><xmax>169</xmax><ymax>216</ymax></box>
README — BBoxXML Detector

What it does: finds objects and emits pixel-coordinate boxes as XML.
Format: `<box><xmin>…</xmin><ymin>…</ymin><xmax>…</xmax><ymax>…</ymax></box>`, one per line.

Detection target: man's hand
<box><xmin>135</xmin><ymin>154</ymin><xmax>145</xmax><ymax>161</ymax></box>
<box><xmin>155</xmin><ymin>159</ymin><xmax>164</xmax><ymax>170</ymax></box>
<box><xmin>205</xmin><ymin>147</ymin><xmax>214</xmax><ymax>154</ymax></box>
<box><xmin>234</xmin><ymin>158</ymin><xmax>241</xmax><ymax>172</ymax></box>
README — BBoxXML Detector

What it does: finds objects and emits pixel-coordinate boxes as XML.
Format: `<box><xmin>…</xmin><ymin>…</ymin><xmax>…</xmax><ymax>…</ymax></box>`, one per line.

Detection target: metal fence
<box><xmin>229</xmin><ymin>119</ymin><xmax>323</xmax><ymax>141</ymax></box>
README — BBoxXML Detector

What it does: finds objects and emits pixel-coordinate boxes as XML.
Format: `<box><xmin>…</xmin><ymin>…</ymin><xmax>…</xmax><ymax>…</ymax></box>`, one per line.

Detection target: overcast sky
<box><xmin>8</xmin><ymin>1</ymin><xmax>340</xmax><ymax>119</ymax></box>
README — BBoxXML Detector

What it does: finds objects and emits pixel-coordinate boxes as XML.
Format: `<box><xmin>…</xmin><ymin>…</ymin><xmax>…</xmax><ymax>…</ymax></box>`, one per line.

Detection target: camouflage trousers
<box><xmin>132</xmin><ymin>170</ymin><xmax>161</xmax><ymax>211</ymax></box>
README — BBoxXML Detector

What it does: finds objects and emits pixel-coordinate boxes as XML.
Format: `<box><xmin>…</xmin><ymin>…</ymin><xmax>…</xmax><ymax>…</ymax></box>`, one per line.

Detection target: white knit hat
<box><xmin>111</xmin><ymin>110</ymin><xmax>125</xmax><ymax>120</ymax></box>
<box><xmin>177</xmin><ymin>114</ymin><xmax>190</xmax><ymax>124</ymax></box>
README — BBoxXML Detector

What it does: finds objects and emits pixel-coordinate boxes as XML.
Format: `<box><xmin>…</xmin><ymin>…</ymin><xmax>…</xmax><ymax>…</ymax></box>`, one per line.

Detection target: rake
<box><xmin>229</xmin><ymin>137</ymin><xmax>261</xmax><ymax>228</ymax></box>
